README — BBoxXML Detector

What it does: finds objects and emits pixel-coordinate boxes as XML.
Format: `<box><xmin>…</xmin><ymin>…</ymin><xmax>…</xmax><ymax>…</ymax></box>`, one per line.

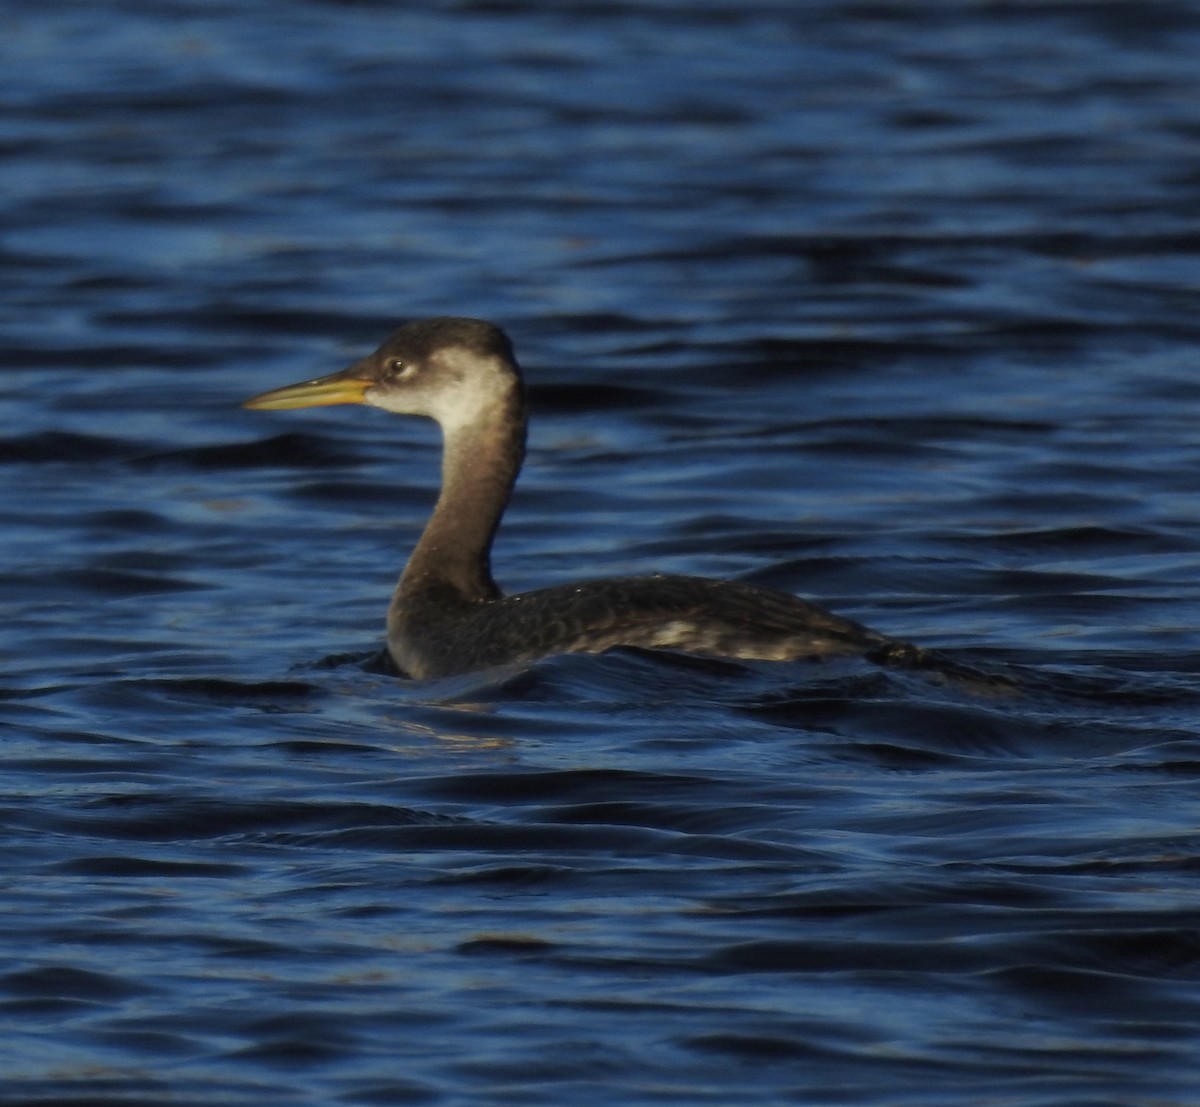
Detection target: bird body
<box><xmin>245</xmin><ymin>317</ymin><xmax>916</xmax><ymax>680</ymax></box>
<box><xmin>387</xmin><ymin>572</ymin><xmax>892</xmax><ymax>680</ymax></box>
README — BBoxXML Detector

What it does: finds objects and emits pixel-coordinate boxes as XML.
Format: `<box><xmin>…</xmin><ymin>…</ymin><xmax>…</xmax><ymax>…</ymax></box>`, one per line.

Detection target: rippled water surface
<box><xmin>4</xmin><ymin>2</ymin><xmax>1200</xmax><ymax>1104</ymax></box>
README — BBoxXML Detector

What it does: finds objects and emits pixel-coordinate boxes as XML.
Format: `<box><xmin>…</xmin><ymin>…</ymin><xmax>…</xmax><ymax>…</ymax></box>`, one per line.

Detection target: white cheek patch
<box><xmin>429</xmin><ymin>353</ymin><xmax>513</xmax><ymax>436</ymax></box>
<box><xmin>431</xmin><ymin>381</ymin><xmax>495</xmax><ymax>436</ymax></box>
<box><xmin>365</xmin><ymin>388</ymin><xmax>421</xmax><ymax>417</ymax></box>
<box><xmin>361</xmin><ymin>349</ymin><xmax>514</xmax><ymax>434</ymax></box>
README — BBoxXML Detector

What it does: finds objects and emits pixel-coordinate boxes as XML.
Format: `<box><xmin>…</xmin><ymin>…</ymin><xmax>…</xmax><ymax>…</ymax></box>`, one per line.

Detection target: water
<box><xmin>3</xmin><ymin>2</ymin><xmax>1200</xmax><ymax>1103</ymax></box>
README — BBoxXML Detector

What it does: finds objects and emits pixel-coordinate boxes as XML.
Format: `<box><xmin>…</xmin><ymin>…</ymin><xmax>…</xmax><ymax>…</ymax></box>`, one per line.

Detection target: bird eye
<box><xmin>386</xmin><ymin>357</ymin><xmax>411</xmax><ymax>377</ymax></box>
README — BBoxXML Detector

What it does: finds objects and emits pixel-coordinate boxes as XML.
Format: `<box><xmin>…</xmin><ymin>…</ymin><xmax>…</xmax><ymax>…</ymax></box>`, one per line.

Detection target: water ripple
<box><xmin>4</xmin><ymin>1</ymin><xmax>1200</xmax><ymax>1104</ymax></box>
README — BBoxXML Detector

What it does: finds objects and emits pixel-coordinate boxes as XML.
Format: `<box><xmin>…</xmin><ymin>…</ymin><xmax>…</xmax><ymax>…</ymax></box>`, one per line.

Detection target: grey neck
<box><xmin>395</xmin><ymin>389</ymin><xmax>526</xmax><ymax>605</ymax></box>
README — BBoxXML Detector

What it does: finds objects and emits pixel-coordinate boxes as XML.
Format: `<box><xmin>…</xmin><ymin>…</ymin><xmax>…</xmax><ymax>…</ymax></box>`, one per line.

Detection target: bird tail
<box><xmin>866</xmin><ymin>639</ymin><xmax>1017</xmax><ymax>695</ymax></box>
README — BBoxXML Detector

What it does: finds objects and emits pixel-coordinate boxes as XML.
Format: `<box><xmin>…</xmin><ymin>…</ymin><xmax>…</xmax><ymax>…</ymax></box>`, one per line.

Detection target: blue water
<box><xmin>4</xmin><ymin>2</ymin><xmax>1200</xmax><ymax>1104</ymax></box>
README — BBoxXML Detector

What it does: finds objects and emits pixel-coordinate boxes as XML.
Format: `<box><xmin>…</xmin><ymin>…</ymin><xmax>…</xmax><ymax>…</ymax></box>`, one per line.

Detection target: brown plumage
<box><xmin>245</xmin><ymin>317</ymin><xmax>931</xmax><ymax>680</ymax></box>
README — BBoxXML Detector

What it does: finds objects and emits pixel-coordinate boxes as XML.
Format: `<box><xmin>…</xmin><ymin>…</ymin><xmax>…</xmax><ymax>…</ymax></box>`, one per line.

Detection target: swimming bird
<box><xmin>244</xmin><ymin>317</ymin><xmax>930</xmax><ymax>680</ymax></box>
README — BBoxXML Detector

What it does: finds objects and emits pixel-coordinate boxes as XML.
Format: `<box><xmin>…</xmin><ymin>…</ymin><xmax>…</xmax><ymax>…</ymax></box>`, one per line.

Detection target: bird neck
<box><xmin>397</xmin><ymin>390</ymin><xmax>526</xmax><ymax>605</ymax></box>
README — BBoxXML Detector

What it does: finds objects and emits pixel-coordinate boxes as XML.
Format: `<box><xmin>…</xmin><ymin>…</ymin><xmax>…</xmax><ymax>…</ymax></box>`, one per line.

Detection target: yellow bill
<box><xmin>243</xmin><ymin>371</ymin><xmax>371</xmax><ymax>410</ymax></box>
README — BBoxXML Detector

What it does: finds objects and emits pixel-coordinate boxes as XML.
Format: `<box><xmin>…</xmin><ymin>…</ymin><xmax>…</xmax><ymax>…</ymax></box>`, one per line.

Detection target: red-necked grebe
<box><xmin>244</xmin><ymin>317</ymin><xmax>928</xmax><ymax>680</ymax></box>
